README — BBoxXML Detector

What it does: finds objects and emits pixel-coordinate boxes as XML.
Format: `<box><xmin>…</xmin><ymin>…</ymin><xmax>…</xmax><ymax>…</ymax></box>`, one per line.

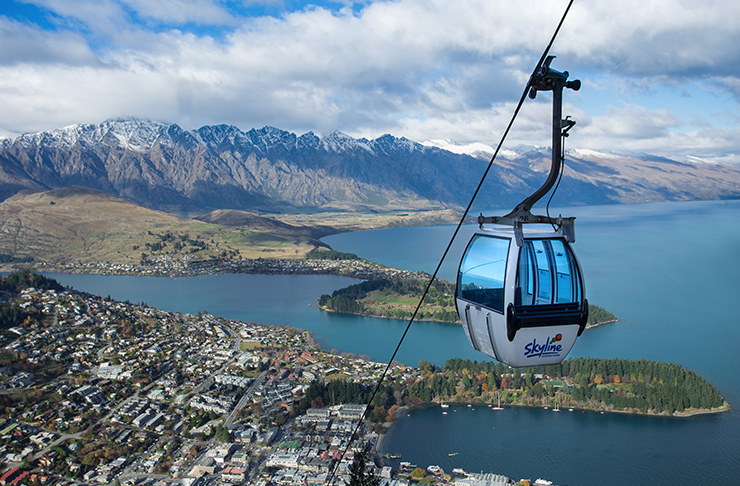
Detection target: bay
<box><xmin>324</xmin><ymin>199</ymin><xmax>740</xmax><ymax>485</ymax></box>
<box><xmin>48</xmin><ymin>272</ymin><xmax>481</xmax><ymax>367</ymax></box>
<box><xmin>380</xmin><ymin>404</ymin><xmax>733</xmax><ymax>486</ymax></box>
<box><xmin>42</xmin><ymin>199</ymin><xmax>740</xmax><ymax>485</ymax></box>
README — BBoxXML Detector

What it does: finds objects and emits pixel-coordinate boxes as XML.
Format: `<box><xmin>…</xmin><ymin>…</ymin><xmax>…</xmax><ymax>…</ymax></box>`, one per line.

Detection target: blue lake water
<box><xmin>379</xmin><ymin>404</ymin><xmax>734</xmax><ymax>486</ymax></box>
<box><xmin>45</xmin><ymin>200</ymin><xmax>740</xmax><ymax>485</ymax></box>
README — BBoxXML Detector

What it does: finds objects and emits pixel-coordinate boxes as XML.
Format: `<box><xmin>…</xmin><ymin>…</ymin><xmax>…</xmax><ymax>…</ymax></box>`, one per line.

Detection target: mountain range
<box><xmin>2</xmin><ymin>117</ymin><xmax>740</xmax><ymax>216</ymax></box>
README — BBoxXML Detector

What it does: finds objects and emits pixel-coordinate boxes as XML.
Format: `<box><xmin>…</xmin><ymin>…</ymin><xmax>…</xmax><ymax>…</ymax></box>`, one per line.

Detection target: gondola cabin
<box><xmin>456</xmin><ymin>225</ymin><xmax>588</xmax><ymax>367</ymax></box>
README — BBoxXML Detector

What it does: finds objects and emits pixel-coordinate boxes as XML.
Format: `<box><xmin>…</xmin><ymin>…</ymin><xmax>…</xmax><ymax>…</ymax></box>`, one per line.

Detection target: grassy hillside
<box><xmin>0</xmin><ymin>187</ymin><xmax>468</xmax><ymax>272</ymax></box>
<box><xmin>0</xmin><ymin>187</ymin><xmax>329</xmax><ymax>268</ymax></box>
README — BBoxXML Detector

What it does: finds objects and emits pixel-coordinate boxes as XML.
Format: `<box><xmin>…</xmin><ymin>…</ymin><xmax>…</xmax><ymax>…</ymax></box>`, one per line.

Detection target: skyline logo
<box><xmin>523</xmin><ymin>334</ymin><xmax>563</xmax><ymax>359</ymax></box>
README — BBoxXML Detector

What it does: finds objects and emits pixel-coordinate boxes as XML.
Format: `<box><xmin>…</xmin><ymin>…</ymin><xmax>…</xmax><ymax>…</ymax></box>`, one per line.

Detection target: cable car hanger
<box><xmin>479</xmin><ymin>55</ymin><xmax>581</xmax><ymax>247</ymax></box>
<box><xmin>455</xmin><ymin>54</ymin><xmax>588</xmax><ymax>367</ymax></box>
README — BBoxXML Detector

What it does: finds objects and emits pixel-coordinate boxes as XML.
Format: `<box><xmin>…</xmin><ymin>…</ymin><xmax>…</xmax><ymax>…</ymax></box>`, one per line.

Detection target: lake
<box><xmin>46</xmin><ymin>199</ymin><xmax>740</xmax><ymax>485</ymax></box>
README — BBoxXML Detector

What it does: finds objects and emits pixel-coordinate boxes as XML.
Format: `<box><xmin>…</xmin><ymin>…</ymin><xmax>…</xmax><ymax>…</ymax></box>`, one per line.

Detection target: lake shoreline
<box><xmin>319</xmin><ymin>306</ymin><xmax>621</xmax><ymax>329</ymax></box>
<box><xmin>318</xmin><ymin>305</ymin><xmax>460</xmax><ymax>325</ymax></box>
<box><xmin>378</xmin><ymin>396</ymin><xmax>733</xmax><ymax>445</ymax></box>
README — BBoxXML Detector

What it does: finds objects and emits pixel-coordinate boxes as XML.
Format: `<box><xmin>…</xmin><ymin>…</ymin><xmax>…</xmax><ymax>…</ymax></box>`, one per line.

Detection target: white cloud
<box><xmin>121</xmin><ymin>0</ymin><xmax>236</xmax><ymax>24</ymax></box>
<box><xmin>0</xmin><ymin>17</ymin><xmax>98</xmax><ymax>65</ymax></box>
<box><xmin>582</xmin><ymin>104</ymin><xmax>681</xmax><ymax>141</ymax></box>
<box><xmin>22</xmin><ymin>0</ymin><xmax>128</xmax><ymax>36</ymax></box>
<box><xmin>1</xmin><ymin>0</ymin><xmax>739</xmax><ymax>162</ymax></box>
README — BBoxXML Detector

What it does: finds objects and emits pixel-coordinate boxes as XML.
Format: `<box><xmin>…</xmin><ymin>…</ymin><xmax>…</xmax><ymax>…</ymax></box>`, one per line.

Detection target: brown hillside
<box><xmin>0</xmin><ymin>187</ymin><xmax>327</xmax><ymax>268</ymax></box>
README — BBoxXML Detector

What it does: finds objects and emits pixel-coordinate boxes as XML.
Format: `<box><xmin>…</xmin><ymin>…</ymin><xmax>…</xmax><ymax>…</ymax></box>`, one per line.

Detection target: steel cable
<box><xmin>326</xmin><ymin>1</ymin><xmax>576</xmax><ymax>482</ymax></box>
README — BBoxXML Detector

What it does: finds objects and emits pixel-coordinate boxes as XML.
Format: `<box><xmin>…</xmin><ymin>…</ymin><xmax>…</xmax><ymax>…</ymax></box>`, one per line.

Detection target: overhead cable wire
<box><xmin>326</xmin><ymin>1</ymin><xmax>576</xmax><ymax>483</ymax></box>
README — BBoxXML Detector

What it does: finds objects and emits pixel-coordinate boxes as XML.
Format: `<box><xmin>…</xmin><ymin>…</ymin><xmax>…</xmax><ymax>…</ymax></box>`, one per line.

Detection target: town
<box><xmin>29</xmin><ymin>255</ymin><xmax>431</xmax><ymax>282</ymax></box>
<box><xmin>0</xmin><ymin>279</ymin><xmax>522</xmax><ymax>486</ymax></box>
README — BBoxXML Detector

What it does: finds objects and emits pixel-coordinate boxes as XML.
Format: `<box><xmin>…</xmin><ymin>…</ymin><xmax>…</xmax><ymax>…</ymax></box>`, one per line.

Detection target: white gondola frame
<box><xmin>456</xmin><ymin>225</ymin><xmax>587</xmax><ymax>367</ymax></box>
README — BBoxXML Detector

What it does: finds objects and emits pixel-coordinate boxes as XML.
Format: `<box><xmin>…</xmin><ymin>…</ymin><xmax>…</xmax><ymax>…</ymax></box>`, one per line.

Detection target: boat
<box><xmin>442</xmin><ymin>411</ymin><xmax>448</xmax><ymax>415</ymax></box>
<box><xmin>384</xmin><ymin>453</ymin><xmax>402</xmax><ymax>459</ymax></box>
<box><xmin>492</xmin><ymin>393</ymin><xmax>504</xmax><ymax>410</ymax></box>
<box><xmin>441</xmin><ymin>403</ymin><xmax>449</xmax><ymax>408</ymax></box>
<box><xmin>448</xmin><ymin>452</ymin><xmax>458</xmax><ymax>456</ymax></box>
<box><xmin>427</xmin><ymin>465</ymin><xmax>444</xmax><ymax>476</ymax></box>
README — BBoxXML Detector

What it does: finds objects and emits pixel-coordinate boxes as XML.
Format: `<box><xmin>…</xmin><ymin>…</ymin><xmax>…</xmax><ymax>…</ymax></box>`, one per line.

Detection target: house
<box><xmin>188</xmin><ymin>465</ymin><xmax>215</xmax><ymax>477</ymax></box>
<box><xmin>221</xmin><ymin>467</ymin><xmax>246</xmax><ymax>482</ymax></box>
<box><xmin>38</xmin><ymin>451</ymin><xmax>59</xmax><ymax>467</ymax></box>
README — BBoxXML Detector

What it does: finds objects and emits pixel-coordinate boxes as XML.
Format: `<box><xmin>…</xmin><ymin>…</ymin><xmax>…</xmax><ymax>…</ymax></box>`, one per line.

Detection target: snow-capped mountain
<box><xmin>1</xmin><ymin>117</ymin><xmax>739</xmax><ymax>215</ymax></box>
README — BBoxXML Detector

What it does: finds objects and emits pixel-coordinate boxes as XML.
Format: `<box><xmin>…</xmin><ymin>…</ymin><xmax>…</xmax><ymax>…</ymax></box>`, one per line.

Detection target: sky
<box><xmin>1</xmin><ymin>0</ymin><xmax>739</xmax><ymax>163</ymax></box>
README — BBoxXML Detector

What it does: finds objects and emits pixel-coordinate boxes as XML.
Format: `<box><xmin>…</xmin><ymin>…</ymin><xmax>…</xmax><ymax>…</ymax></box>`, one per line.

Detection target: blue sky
<box><xmin>1</xmin><ymin>0</ymin><xmax>739</xmax><ymax>163</ymax></box>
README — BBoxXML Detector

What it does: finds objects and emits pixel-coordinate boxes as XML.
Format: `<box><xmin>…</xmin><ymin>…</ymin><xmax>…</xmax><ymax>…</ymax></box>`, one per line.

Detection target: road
<box><xmin>224</xmin><ymin>370</ymin><xmax>268</xmax><ymax>430</ymax></box>
<box><xmin>191</xmin><ymin>316</ymin><xmax>241</xmax><ymax>395</ymax></box>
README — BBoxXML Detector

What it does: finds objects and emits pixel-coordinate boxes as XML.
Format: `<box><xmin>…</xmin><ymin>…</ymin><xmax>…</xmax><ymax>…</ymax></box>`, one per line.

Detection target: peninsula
<box><xmin>317</xmin><ymin>275</ymin><xmax>617</xmax><ymax>326</ymax></box>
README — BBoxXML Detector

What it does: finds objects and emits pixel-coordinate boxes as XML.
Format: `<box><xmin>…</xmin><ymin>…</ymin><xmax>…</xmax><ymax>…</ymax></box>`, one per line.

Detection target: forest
<box><xmin>0</xmin><ymin>270</ymin><xmax>63</xmax><ymax>294</ymax></box>
<box><xmin>318</xmin><ymin>277</ymin><xmax>616</xmax><ymax>326</ymax></box>
<box><xmin>318</xmin><ymin>278</ymin><xmax>459</xmax><ymax>323</ymax></box>
<box><xmin>292</xmin><ymin>356</ymin><xmax>727</xmax><ymax>426</ymax></box>
<box><xmin>0</xmin><ymin>271</ymin><xmax>64</xmax><ymax>331</ymax></box>
<box><xmin>438</xmin><ymin>357</ymin><xmax>727</xmax><ymax>415</ymax></box>
<box><xmin>0</xmin><ymin>254</ymin><xmax>34</xmax><ymax>263</ymax></box>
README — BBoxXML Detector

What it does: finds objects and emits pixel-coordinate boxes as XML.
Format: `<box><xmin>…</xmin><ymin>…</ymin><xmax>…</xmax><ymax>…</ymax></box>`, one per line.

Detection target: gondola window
<box><xmin>457</xmin><ymin>236</ymin><xmax>510</xmax><ymax>313</ymax></box>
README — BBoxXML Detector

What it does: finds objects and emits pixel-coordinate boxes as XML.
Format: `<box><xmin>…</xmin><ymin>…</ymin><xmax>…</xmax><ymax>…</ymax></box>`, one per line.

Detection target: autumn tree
<box><xmin>384</xmin><ymin>405</ymin><xmax>399</xmax><ymax>423</ymax></box>
<box><xmin>411</xmin><ymin>468</ymin><xmax>426</xmax><ymax>479</ymax></box>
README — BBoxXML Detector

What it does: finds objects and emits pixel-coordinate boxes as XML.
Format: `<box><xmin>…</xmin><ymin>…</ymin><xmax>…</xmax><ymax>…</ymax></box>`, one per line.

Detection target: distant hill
<box><xmin>0</xmin><ymin>187</ymin><xmax>329</xmax><ymax>265</ymax></box>
<box><xmin>195</xmin><ymin>209</ymin><xmax>330</xmax><ymax>239</ymax></box>
<box><xmin>2</xmin><ymin>117</ymin><xmax>740</xmax><ymax>215</ymax></box>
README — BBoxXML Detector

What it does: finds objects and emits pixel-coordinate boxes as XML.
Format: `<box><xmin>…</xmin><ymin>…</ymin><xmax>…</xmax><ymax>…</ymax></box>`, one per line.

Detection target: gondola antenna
<box><xmin>326</xmin><ymin>1</ymin><xmax>578</xmax><ymax>483</ymax></box>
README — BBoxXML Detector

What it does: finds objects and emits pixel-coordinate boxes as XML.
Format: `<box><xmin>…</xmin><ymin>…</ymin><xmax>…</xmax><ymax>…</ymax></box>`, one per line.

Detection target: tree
<box><xmin>411</xmin><ymin>468</ymin><xmax>426</xmax><ymax>479</ymax></box>
<box><xmin>214</xmin><ymin>424</ymin><xmax>230</xmax><ymax>443</ymax></box>
<box><xmin>461</xmin><ymin>373</ymin><xmax>472</xmax><ymax>389</ymax></box>
<box><xmin>418</xmin><ymin>360</ymin><xmax>434</xmax><ymax>373</ymax></box>
<box><xmin>346</xmin><ymin>445</ymin><xmax>380</xmax><ymax>486</ymax></box>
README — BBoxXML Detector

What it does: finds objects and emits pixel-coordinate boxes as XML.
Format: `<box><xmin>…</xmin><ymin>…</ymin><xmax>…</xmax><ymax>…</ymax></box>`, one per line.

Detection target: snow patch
<box><xmin>0</xmin><ymin>128</ymin><xmax>21</xmax><ymax>141</ymax></box>
<box><xmin>685</xmin><ymin>154</ymin><xmax>716</xmax><ymax>164</ymax></box>
<box><xmin>567</xmin><ymin>148</ymin><xmax>622</xmax><ymax>159</ymax></box>
<box><xmin>421</xmin><ymin>139</ymin><xmax>528</xmax><ymax>160</ymax></box>
<box><xmin>321</xmin><ymin>131</ymin><xmax>374</xmax><ymax>154</ymax></box>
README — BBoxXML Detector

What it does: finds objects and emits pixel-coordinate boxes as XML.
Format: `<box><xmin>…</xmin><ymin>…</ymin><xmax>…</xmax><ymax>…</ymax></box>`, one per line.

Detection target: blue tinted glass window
<box><xmin>532</xmin><ymin>240</ymin><xmax>552</xmax><ymax>303</ymax></box>
<box><xmin>551</xmin><ymin>239</ymin><xmax>580</xmax><ymax>303</ymax></box>
<box><xmin>458</xmin><ymin>235</ymin><xmax>509</xmax><ymax>313</ymax></box>
<box><xmin>517</xmin><ymin>239</ymin><xmax>581</xmax><ymax>307</ymax></box>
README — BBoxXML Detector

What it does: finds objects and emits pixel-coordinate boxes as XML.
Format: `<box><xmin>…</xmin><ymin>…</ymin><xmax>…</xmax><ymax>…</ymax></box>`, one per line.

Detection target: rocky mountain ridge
<box><xmin>2</xmin><ymin>117</ymin><xmax>740</xmax><ymax>215</ymax></box>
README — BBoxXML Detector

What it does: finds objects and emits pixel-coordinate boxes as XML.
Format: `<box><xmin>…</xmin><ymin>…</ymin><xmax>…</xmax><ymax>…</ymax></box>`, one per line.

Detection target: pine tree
<box><xmin>346</xmin><ymin>445</ymin><xmax>380</xmax><ymax>486</ymax></box>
